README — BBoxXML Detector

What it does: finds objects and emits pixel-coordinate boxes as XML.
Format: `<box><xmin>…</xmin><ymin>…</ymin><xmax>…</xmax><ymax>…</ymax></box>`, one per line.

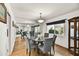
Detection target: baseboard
<box><xmin>9</xmin><ymin>38</ymin><xmax>16</xmax><ymax>56</ymax></box>
<box><xmin>55</xmin><ymin>44</ymin><xmax>68</xmax><ymax>50</ymax></box>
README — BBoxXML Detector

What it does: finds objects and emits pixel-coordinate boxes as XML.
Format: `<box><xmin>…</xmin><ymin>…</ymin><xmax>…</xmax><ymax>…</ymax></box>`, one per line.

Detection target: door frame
<box><xmin>7</xmin><ymin>12</ymin><xmax>11</xmax><ymax>55</ymax></box>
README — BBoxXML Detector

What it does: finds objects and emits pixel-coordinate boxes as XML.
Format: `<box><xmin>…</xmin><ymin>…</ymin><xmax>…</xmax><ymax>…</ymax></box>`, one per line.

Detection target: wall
<box><xmin>5</xmin><ymin>3</ymin><xmax>16</xmax><ymax>55</ymax></box>
<box><xmin>45</xmin><ymin>9</ymin><xmax>79</xmax><ymax>48</ymax></box>
<box><xmin>0</xmin><ymin>22</ymin><xmax>7</xmax><ymax>55</ymax></box>
<box><xmin>0</xmin><ymin>3</ymin><xmax>16</xmax><ymax>56</ymax></box>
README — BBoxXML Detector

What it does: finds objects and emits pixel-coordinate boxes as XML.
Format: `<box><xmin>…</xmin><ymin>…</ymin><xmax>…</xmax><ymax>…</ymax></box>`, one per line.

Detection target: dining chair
<box><xmin>38</xmin><ymin>38</ymin><xmax>53</xmax><ymax>56</ymax></box>
<box><xmin>38</xmin><ymin>35</ymin><xmax>57</xmax><ymax>56</ymax></box>
<box><xmin>52</xmin><ymin>35</ymin><xmax>57</xmax><ymax>55</ymax></box>
<box><xmin>25</xmin><ymin>36</ymin><xmax>37</xmax><ymax>56</ymax></box>
<box><xmin>44</xmin><ymin>33</ymin><xmax>49</xmax><ymax>37</ymax></box>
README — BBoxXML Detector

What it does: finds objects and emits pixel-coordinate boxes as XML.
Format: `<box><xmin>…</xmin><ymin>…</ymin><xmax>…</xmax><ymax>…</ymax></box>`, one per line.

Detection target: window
<box><xmin>54</xmin><ymin>24</ymin><xmax>64</xmax><ymax>36</ymax></box>
<box><xmin>35</xmin><ymin>26</ymin><xmax>40</xmax><ymax>33</ymax></box>
<box><xmin>47</xmin><ymin>23</ymin><xmax>64</xmax><ymax>36</ymax></box>
<box><xmin>47</xmin><ymin>25</ymin><xmax>54</xmax><ymax>34</ymax></box>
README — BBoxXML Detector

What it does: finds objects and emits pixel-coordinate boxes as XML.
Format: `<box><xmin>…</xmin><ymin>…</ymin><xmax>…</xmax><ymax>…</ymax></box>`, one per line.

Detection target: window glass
<box><xmin>47</xmin><ymin>23</ymin><xmax>64</xmax><ymax>36</ymax></box>
<box><xmin>35</xmin><ymin>26</ymin><xmax>40</xmax><ymax>33</ymax></box>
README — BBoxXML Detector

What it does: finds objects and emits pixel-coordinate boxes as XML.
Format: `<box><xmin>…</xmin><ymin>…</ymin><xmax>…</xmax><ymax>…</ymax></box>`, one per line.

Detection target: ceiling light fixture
<box><xmin>38</xmin><ymin>13</ymin><xmax>44</xmax><ymax>23</ymax></box>
<box><xmin>27</xmin><ymin>24</ymin><xmax>30</xmax><ymax>27</ymax></box>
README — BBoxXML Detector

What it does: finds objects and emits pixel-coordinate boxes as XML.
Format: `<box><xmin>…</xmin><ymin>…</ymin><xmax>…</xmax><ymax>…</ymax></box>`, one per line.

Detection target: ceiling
<box><xmin>10</xmin><ymin>3</ymin><xmax>79</xmax><ymax>24</ymax></box>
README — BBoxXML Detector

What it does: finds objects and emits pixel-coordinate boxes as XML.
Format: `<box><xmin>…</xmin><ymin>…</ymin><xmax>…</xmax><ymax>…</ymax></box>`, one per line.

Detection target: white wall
<box><xmin>45</xmin><ymin>9</ymin><xmax>79</xmax><ymax>48</ymax></box>
<box><xmin>0</xmin><ymin>3</ymin><xmax>16</xmax><ymax>56</ymax></box>
<box><xmin>5</xmin><ymin>3</ymin><xmax>16</xmax><ymax>55</ymax></box>
<box><xmin>0</xmin><ymin>22</ymin><xmax>7</xmax><ymax>55</ymax></box>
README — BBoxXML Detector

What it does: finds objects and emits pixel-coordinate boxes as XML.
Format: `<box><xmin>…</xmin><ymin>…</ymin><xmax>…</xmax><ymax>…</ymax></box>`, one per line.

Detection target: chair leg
<box><xmin>37</xmin><ymin>47</ymin><xmax>39</xmax><ymax>54</ymax></box>
<box><xmin>50</xmin><ymin>50</ymin><xmax>51</xmax><ymax>56</ymax></box>
<box><xmin>49</xmin><ymin>47</ymin><xmax>52</xmax><ymax>56</ymax></box>
<box><xmin>29</xmin><ymin>51</ymin><xmax>31</xmax><ymax>56</ymax></box>
<box><xmin>26</xmin><ymin>49</ymin><xmax>28</xmax><ymax>54</ymax></box>
<box><xmin>34</xmin><ymin>48</ymin><xmax>36</xmax><ymax>51</ymax></box>
<box><xmin>53</xmin><ymin>46</ymin><xmax>55</xmax><ymax>56</ymax></box>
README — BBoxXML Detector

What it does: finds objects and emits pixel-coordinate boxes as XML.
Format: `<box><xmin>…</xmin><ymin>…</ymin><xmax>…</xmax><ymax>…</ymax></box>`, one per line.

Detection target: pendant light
<box><xmin>38</xmin><ymin>13</ymin><xmax>44</xmax><ymax>23</ymax></box>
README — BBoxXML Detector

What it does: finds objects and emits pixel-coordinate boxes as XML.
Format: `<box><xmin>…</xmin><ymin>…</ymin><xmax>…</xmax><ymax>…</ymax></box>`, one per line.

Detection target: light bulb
<box><xmin>38</xmin><ymin>19</ymin><xmax>44</xmax><ymax>23</ymax></box>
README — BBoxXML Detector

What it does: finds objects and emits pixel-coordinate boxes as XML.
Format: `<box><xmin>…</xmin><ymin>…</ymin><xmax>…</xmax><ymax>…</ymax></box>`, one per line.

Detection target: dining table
<box><xmin>32</xmin><ymin>36</ymin><xmax>52</xmax><ymax>45</ymax></box>
<box><xmin>32</xmin><ymin>36</ymin><xmax>44</xmax><ymax>45</ymax></box>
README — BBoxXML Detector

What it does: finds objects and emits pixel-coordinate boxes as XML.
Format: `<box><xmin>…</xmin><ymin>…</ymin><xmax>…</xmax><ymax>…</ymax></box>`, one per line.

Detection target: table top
<box><xmin>33</xmin><ymin>37</ymin><xmax>44</xmax><ymax>42</ymax></box>
<box><xmin>31</xmin><ymin>36</ymin><xmax>53</xmax><ymax>42</ymax></box>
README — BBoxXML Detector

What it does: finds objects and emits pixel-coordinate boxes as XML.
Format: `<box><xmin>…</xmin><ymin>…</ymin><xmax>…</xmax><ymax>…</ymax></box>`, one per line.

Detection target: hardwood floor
<box><xmin>11</xmin><ymin>37</ymin><xmax>38</xmax><ymax>56</ymax></box>
<box><xmin>11</xmin><ymin>37</ymin><xmax>73</xmax><ymax>56</ymax></box>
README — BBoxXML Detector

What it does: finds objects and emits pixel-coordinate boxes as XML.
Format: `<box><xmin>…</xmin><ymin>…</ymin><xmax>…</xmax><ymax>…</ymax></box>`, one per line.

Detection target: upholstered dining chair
<box><xmin>44</xmin><ymin>33</ymin><xmax>49</xmax><ymax>37</ymax></box>
<box><xmin>38</xmin><ymin>38</ymin><xmax>53</xmax><ymax>56</ymax></box>
<box><xmin>38</xmin><ymin>35</ymin><xmax>57</xmax><ymax>56</ymax></box>
<box><xmin>52</xmin><ymin>35</ymin><xmax>57</xmax><ymax>55</ymax></box>
<box><xmin>25</xmin><ymin>36</ymin><xmax>37</xmax><ymax>56</ymax></box>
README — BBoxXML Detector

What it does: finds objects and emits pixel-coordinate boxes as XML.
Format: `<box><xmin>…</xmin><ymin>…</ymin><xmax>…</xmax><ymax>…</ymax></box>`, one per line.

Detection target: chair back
<box><xmin>24</xmin><ymin>36</ymin><xmax>30</xmax><ymax>52</ymax></box>
<box><xmin>44</xmin><ymin>33</ymin><xmax>49</xmax><ymax>37</ymax></box>
<box><xmin>26</xmin><ymin>38</ymin><xmax>32</xmax><ymax>52</ymax></box>
<box><xmin>52</xmin><ymin>35</ymin><xmax>57</xmax><ymax>45</ymax></box>
<box><xmin>44</xmin><ymin>38</ymin><xmax>53</xmax><ymax>52</ymax></box>
<box><xmin>30</xmin><ymin>31</ymin><xmax>34</xmax><ymax>36</ymax></box>
<box><xmin>27</xmin><ymin>33</ymin><xmax>30</xmax><ymax>39</ymax></box>
<box><xmin>23</xmin><ymin>31</ymin><xmax>27</xmax><ymax>36</ymax></box>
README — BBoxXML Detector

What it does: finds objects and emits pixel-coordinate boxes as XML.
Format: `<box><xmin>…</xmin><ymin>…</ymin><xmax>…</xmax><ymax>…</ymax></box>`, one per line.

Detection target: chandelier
<box><xmin>37</xmin><ymin>13</ymin><xmax>44</xmax><ymax>23</ymax></box>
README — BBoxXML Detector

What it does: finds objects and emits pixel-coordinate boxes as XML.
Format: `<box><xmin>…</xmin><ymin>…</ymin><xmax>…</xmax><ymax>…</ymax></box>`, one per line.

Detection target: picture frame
<box><xmin>0</xmin><ymin>3</ymin><xmax>7</xmax><ymax>23</ymax></box>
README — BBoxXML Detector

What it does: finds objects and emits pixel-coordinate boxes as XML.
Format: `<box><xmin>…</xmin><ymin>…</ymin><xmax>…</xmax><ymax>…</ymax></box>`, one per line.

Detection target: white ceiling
<box><xmin>10</xmin><ymin>3</ymin><xmax>79</xmax><ymax>24</ymax></box>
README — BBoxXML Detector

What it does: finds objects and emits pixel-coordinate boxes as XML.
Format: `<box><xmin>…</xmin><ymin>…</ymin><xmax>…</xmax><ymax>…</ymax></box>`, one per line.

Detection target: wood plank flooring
<box><xmin>11</xmin><ymin>37</ymin><xmax>73</xmax><ymax>56</ymax></box>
